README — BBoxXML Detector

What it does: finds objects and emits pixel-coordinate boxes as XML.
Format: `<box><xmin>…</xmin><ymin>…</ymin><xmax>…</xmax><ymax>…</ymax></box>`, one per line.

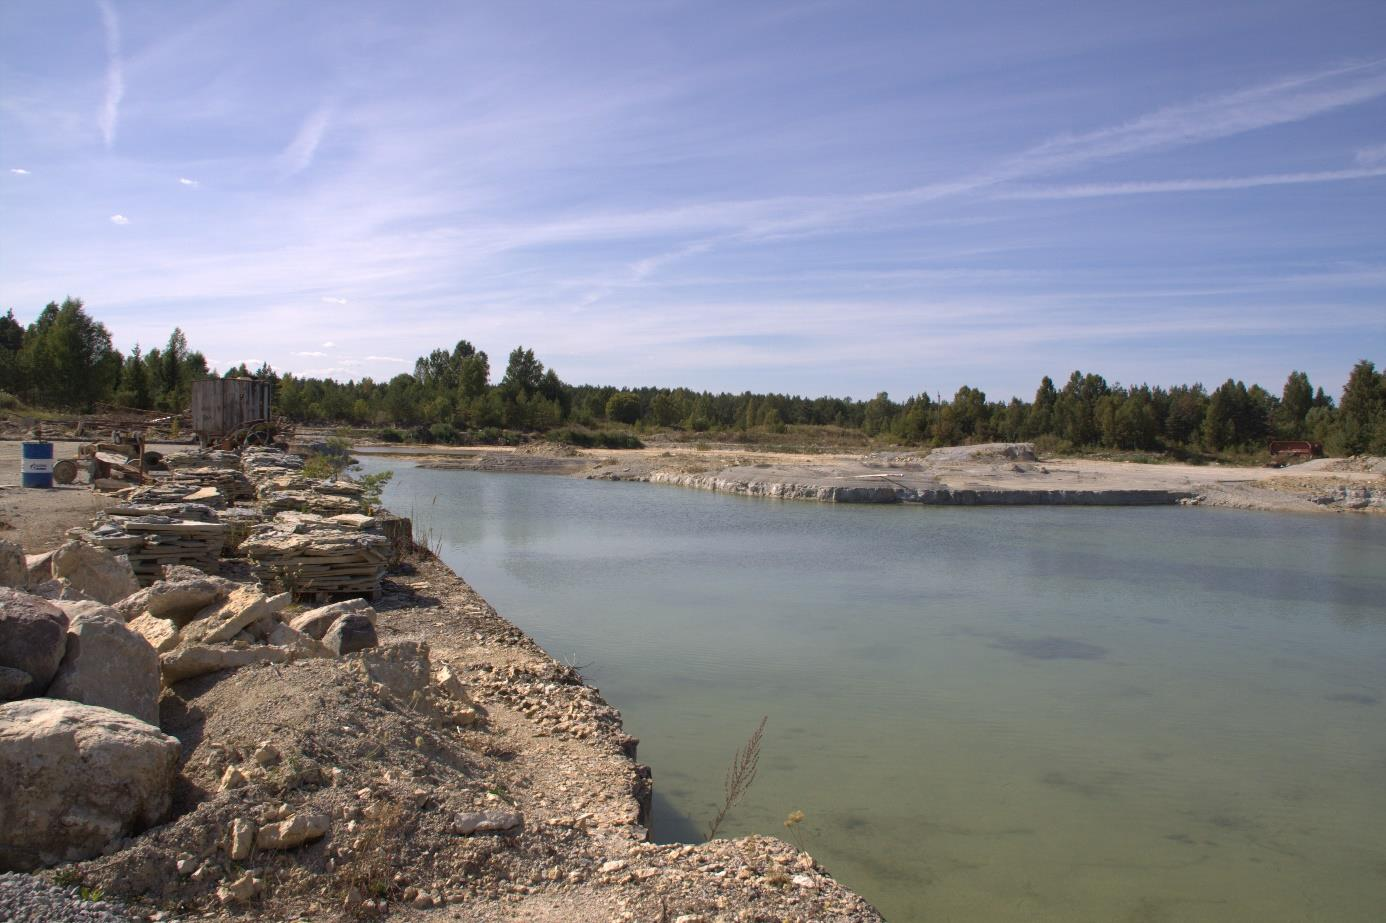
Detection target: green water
<box><xmin>363</xmin><ymin>459</ymin><xmax>1386</xmax><ymax>922</ymax></box>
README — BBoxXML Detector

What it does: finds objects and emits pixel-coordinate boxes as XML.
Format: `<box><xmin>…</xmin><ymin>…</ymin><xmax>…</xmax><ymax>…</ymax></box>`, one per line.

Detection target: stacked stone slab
<box><xmin>69</xmin><ymin>515</ymin><xmax>229</xmax><ymax>585</ymax></box>
<box><xmin>254</xmin><ymin>473</ymin><xmax>365</xmax><ymax>516</ymax></box>
<box><xmin>164</xmin><ymin>450</ymin><xmax>241</xmax><ymax>470</ymax></box>
<box><xmin>240</xmin><ymin>512</ymin><xmax>390</xmax><ymax>600</ymax></box>
<box><xmin>241</xmin><ymin>448</ymin><xmax>304</xmax><ymax>478</ymax></box>
<box><xmin>130</xmin><ymin>464</ymin><xmax>256</xmax><ymax>507</ymax></box>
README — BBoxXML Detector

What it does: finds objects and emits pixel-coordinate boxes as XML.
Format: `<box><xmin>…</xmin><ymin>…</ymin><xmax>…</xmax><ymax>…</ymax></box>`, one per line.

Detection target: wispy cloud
<box><xmin>363</xmin><ymin>355</ymin><xmax>407</xmax><ymax>363</ymax></box>
<box><xmin>1001</xmin><ymin>59</ymin><xmax>1386</xmax><ymax>182</ymax></box>
<box><xmin>1003</xmin><ymin>166</ymin><xmax>1386</xmax><ymax>199</ymax></box>
<box><xmin>97</xmin><ymin>0</ymin><xmax>124</xmax><ymax>148</ymax></box>
<box><xmin>178</xmin><ymin>177</ymin><xmax>199</xmax><ymax>187</ymax></box>
<box><xmin>293</xmin><ymin>350</ymin><xmax>327</xmax><ymax>357</ymax></box>
<box><xmin>109</xmin><ymin>214</ymin><xmax>129</xmax><ymax>225</ymax></box>
<box><xmin>279</xmin><ymin>106</ymin><xmax>332</xmax><ymax>175</ymax></box>
<box><xmin>320</xmin><ymin>296</ymin><xmax>347</xmax><ymax>304</ymax></box>
<box><xmin>1357</xmin><ymin>142</ymin><xmax>1386</xmax><ymax>166</ymax></box>
<box><xmin>321</xmin><ymin>341</ymin><xmax>336</xmax><ymax>348</ymax></box>
<box><xmin>10</xmin><ymin>168</ymin><xmax>30</xmax><ymax>176</ymax></box>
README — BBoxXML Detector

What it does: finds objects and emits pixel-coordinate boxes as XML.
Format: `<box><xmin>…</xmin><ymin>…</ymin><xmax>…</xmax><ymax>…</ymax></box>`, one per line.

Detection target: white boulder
<box><xmin>0</xmin><ymin>699</ymin><xmax>181</xmax><ymax>870</ymax></box>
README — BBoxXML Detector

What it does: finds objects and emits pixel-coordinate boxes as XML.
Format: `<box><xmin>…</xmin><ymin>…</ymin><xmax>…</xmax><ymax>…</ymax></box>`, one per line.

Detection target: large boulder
<box><xmin>0</xmin><ymin>588</ymin><xmax>69</xmax><ymax>697</ymax></box>
<box><xmin>46</xmin><ymin>608</ymin><xmax>161</xmax><ymax>726</ymax></box>
<box><xmin>0</xmin><ymin>667</ymin><xmax>31</xmax><ymax>702</ymax></box>
<box><xmin>289</xmin><ymin>598</ymin><xmax>375</xmax><ymax>640</ymax></box>
<box><xmin>0</xmin><ymin>699</ymin><xmax>181</xmax><ymax>870</ymax></box>
<box><xmin>50</xmin><ymin>542</ymin><xmax>139</xmax><ymax>606</ymax></box>
<box><xmin>181</xmin><ymin>588</ymin><xmax>290</xmax><ymax>645</ymax></box>
<box><xmin>0</xmin><ymin>539</ymin><xmax>25</xmax><ymax>589</ymax></box>
<box><xmin>322</xmin><ymin>613</ymin><xmax>377</xmax><ymax>656</ymax></box>
<box><xmin>114</xmin><ymin>570</ymin><xmax>236</xmax><ymax>624</ymax></box>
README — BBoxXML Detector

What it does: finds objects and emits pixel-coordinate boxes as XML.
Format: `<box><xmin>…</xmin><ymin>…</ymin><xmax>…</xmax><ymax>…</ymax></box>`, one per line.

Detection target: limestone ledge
<box><xmin>640</xmin><ymin>471</ymin><xmax>1194</xmax><ymax>506</ymax></box>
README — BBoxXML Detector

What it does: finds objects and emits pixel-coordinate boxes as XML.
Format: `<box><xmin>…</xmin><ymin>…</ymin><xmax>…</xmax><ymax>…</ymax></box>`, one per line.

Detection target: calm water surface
<box><xmin>363</xmin><ymin>459</ymin><xmax>1386</xmax><ymax>922</ymax></box>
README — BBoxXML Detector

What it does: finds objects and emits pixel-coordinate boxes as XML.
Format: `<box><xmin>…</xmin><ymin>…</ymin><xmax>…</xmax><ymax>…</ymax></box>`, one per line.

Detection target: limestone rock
<box><xmin>24</xmin><ymin>550</ymin><xmax>56</xmax><ymax>586</ymax></box>
<box><xmin>434</xmin><ymin>664</ymin><xmax>473</xmax><ymax>703</ymax></box>
<box><xmin>160</xmin><ymin>643</ymin><xmax>290</xmax><ymax>685</ymax></box>
<box><xmin>217</xmin><ymin>873</ymin><xmax>261</xmax><ymax>904</ymax></box>
<box><xmin>128</xmin><ymin>613</ymin><xmax>180</xmax><ymax>653</ymax></box>
<box><xmin>46</xmin><ymin>609</ymin><xmax>161</xmax><ymax>726</ymax></box>
<box><xmin>0</xmin><ymin>588</ymin><xmax>70</xmax><ymax>696</ymax></box>
<box><xmin>0</xmin><ymin>698</ymin><xmax>180</xmax><ymax>870</ymax></box>
<box><xmin>453</xmin><ymin>810</ymin><xmax>523</xmax><ymax>835</ymax></box>
<box><xmin>251</xmin><ymin>741</ymin><xmax>280</xmax><ymax>766</ymax></box>
<box><xmin>289</xmin><ymin>598</ymin><xmax>375</xmax><ymax>640</ymax></box>
<box><xmin>229</xmin><ymin>817</ymin><xmax>254</xmax><ymax>860</ymax></box>
<box><xmin>220</xmin><ymin>766</ymin><xmax>248</xmax><ymax>791</ymax></box>
<box><xmin>50</xmin><ymin>542</ymin><xmax>139</xmax><ymax>606</ymax></box>
<box><xmin>0</xmin><ymin>666</ymin><xmax>32</xmax><ymax>702</ymax></box>
<box><xmin>266</xmin><ymin>622</ymin><xmax>330</xmax><ymax>659</ymax></box>
<box><xmin>181</xmin><ymin>587</ymin><xmax>291</xmax><ymax>644</ymax></box>
<box><xmin>0</xmin><ymin>539</ymin><xmax>25</xmax><ymax>589</ymax></box>
<box><xmin>114</xmin><ymin>571</ymin><xmax>236</xmax><ymax>624</ymax></box>
<box><xmin>323</xmin><ymin>613</ymin><xmax>377</xmax><ymax>656</ymax></box>
<box><xmin>255</xmin><ymin>811</ymin><xmax>330</xmax><ymax>850</ymax></box>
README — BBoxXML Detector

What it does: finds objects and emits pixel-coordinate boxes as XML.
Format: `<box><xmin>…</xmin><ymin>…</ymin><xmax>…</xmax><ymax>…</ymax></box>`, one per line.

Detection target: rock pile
<box><xmin>1</xmin><ymin>562</ymin><xmax>181</xmax><ymax>872</ymax></box>
<box><xmin>115</xmin><ymin>569</ymin><xmax>383</xmax><ymax>685</ymax></box>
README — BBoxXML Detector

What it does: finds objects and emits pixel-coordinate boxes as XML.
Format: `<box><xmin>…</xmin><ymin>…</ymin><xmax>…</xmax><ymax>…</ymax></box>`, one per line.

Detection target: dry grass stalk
<box><xmin>706</xmin><ymin>715</ymin><xmax>767</xmax><ymax>840</ymax></box>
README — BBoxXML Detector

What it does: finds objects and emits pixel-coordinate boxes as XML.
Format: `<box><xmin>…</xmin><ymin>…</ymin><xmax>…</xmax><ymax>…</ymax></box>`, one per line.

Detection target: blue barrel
<box><xmin>21</xmin><ymin>441</ymin><xmax>54</xmax><ymax>488</ymax></box>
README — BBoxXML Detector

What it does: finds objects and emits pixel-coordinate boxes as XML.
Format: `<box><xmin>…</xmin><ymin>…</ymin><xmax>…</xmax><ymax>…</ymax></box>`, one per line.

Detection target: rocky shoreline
<box><xmin>0</xmin><ymin>445</ymin><xmax>885</xmax><ymax>922</ymax></box>
<box><xmin>364</xmin><ymin>440</ymin><xmax>1385</xmax><ymax>514</ymax></box>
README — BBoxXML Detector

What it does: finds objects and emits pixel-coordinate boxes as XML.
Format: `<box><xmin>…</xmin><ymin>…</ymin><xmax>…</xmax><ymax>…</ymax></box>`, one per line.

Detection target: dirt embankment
<box><xmin>65</xmin><ymin>554</ymin><xmax>880</xmax><ymax>922</ymax></box>
<box><xmin>359</xmin><ymin>440</ymin><xmax>1386</xmax><ymax>514</ymax></box>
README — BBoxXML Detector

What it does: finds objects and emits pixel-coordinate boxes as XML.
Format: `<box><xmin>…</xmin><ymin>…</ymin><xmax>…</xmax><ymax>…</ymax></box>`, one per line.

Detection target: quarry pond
<box><xmin>362</xmin><ymin>458</ymin><xmax>1386</xmax><ymax>923</ymax></box>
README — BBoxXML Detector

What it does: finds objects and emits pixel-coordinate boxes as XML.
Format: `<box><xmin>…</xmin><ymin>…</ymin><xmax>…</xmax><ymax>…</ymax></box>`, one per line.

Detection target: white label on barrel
<box><xmin>21</xmin><ymin>460</ymin><xmax>53</xmax><ymax>473</ymax></box>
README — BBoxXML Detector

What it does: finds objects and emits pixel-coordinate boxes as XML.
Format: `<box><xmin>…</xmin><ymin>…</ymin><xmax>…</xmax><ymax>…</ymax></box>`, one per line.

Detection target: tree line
<box><xmin>3</xmin><ymin>298</ymin><xmax>1384</xmax><ymax>456</ymax></box>
<box><xmin>1</xmin><ymin>299</ymin><xmax>211</xmax><ymax>413</ymax></box>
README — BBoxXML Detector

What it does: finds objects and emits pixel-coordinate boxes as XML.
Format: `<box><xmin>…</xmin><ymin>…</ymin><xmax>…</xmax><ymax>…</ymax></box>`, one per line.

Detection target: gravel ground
<box><xmin>0</xmin><ymin>873</ymin><xmax>139</xmax><ymax>922</ymax></box>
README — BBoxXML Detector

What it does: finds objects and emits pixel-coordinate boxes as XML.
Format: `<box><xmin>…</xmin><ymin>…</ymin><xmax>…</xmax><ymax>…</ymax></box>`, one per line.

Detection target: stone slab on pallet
<box><xmin>70</xmin><ymin>516</ymin><xmax>229</xmax><ymax>586</ymax></box>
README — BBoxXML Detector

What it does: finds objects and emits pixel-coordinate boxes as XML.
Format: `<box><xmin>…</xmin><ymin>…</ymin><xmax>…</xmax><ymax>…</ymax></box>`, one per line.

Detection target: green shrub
<box><xmin>1032</xmin><ymin>433</ymin><xmax>1072</xmax><ymax>458</ymax></box>
<box><xmin>549</xmin><ymin>426</ymin><xmax>644</xmax><ymax>449</ymax></box>
<box><xmin>429</xmin><ymin>422</ymin><xmax>459</xmax><ymax>444</ymax></box>
<box><xmin>377</xmin><ymin>428</ymin><xmax>404</xmax><ymax>443</ymax></box>
<box><xmin>0</xmin><ymin>390</ymin><xmax>20</xmax><ymax>410</ymax></box>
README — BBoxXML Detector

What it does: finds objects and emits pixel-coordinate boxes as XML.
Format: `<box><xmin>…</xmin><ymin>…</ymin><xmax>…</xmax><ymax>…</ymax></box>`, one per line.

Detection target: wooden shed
<box><xmin>191</xmin><ymin>378</ymin><xmax>273</xmax><ymax>443</ymax></box>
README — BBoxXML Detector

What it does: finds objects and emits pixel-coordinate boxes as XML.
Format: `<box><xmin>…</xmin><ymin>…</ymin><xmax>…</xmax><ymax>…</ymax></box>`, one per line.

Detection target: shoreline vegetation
<box><xmin>3</xmin><ymin>300</ymin><xmax>1384</xmax><ymax>466</ymax></box>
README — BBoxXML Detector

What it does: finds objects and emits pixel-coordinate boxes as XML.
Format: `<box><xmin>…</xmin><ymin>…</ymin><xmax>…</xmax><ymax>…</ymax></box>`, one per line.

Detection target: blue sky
<box><xmin>1</xmin><ymin>0</ymin><xmax>1383</xmax><ymax>401</ymax></box>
